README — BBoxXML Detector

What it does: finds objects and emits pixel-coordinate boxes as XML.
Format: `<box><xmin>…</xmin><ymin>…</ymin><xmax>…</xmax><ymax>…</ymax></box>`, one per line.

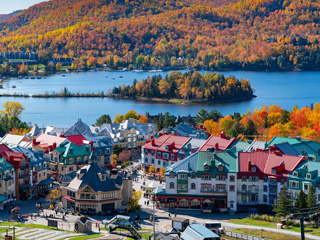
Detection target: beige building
<box><xmin>62</xmin><ymin>164</ymin><xmax>132</xmax><ymax>213</ymax></box>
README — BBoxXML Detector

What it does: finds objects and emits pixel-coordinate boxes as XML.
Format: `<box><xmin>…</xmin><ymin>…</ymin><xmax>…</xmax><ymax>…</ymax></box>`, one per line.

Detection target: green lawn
<box><xmin>228</xmin><ymin>218</ymin><xmax>277</xmax><ymax>228</ymax></box>
<box><xmin>67</xmin><ymin>234</ymin><xmax>102</xmax><ymax>240</ymax></box>
<box><xmin>228</xmin><ymin>228</ymin><xmax>301</xmax><ymax>240</ymax></box>
<box><xmin>228</xmin><ymin>218</ymin><xmax>320</xmax><ymax>237</ymax></box>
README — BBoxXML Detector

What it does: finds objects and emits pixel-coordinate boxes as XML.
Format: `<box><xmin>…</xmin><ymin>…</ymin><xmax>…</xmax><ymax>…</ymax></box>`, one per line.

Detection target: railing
<box><xmin>224</xmin><ymin>231</ymin><xmax>270</xmax><ymax>240</ymax></box>
<box><xmin>200</xmin><ymin>189</ymin><xmax>227</xmax><ymax>193</ymax></box>
<box><xmin>201</xmin><ymin>188</ymin><xmax>214</xmax><ymax>193</ymax></box>
<box><xmin>238</xmin><ymin>189</ymin><xmax>259</xmax><ymax>194</ymax></box>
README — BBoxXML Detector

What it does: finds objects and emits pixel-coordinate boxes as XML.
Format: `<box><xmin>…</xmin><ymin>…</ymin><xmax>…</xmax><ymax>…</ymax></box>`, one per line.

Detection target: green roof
<box><xmin>229</xmin><ymin>141</ymin><xmax>250</xmax><ymax>151</ymax></box>
<box><xmin>266</xmin><ymin>136</ymin><xmax>306</xmax><ymax>148</ymax></box>
<box><xmin>289</xmin><ymin>161</ymin><xmax>320</xmax><ymax>183</ymax></box>
<box><xmin>0</xmin><ymin>158</ymin><xmax>14</xmax><ymax>174</ymax></box>
<box><xmin>0</xmin><ymin>194</ymin><xmax>7</xmax><ymax>203</ymax></box>
<box><xmin>55</xmin><ymin>142</ymin><xmax>91</xmax><ymax>158</ymax></box>
<box><xmin>166</xmin><ymin>150</ymin><xmax>238</xmax><ymax>174</ymax></box>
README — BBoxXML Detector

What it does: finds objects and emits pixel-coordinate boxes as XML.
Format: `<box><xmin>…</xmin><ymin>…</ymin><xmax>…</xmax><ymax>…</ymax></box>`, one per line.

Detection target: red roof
<box><xmin>143</xmin><ymin>134</ymin><xmax>191</xmax><ymax>153</ymax></box>
<box><xmin>239</xmin><ymin>151</ymin><xmax>269</xmax><ymax>174</ymax></box>
<box><xmin>198</xmin><ymin>133</ymin><xmax>237</xmax><ymax>151</ymax></box>
<box><xmin>66</xmin><ymin>135</ymin><xmax>88</xmax><ymax>146</ymax></box>
<box><xmin>0</xmin><ymin>144</ymin><xmax>26</xmax><ymax>168</ymax></box>
<box><xmin>239</xmin><ymin>150</ymin><xmax>307</xmax><ymax>178</ymax></box>
<box><xmin>264</xmin><ymin>153</ymin><xmax>306</xmax><ymax>177</ymax></box>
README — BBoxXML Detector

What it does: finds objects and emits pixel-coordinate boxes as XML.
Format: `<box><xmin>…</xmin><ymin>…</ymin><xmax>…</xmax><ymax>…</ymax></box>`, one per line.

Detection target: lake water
<box><xmin>0</xmin><ymin>70</ymin><xmax>319</xmax><ymax>127</ymax></box>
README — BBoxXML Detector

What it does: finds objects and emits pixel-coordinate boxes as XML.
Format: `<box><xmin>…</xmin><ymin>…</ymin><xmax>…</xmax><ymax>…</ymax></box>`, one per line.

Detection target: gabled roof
<box><xmin>229</xmin><ymin>141</ymin><xmax>250</xmax><ymax>152</ymax></box>
<box><xmin>238</xmin><ymin>151</ymin><xmax>269</xmax><ymax>174</ymax></box>
<box><xmin>0</xmin><ymin>157</ymin><xmax>14</xmax><ymax>173</ymax></box>
<box><xmin>83</xmin><ymin>135</ymin><xmax>111</xmax><ymax>148</ymax></box>
<box><xmin>266</xmin><ymin>136</ymin><xmax>304</xmax><ymax>148</ymax></box>
<box><xmin>64</xmin><ymin>119</ymin><xmax>94</xmax><ymax>137</ymax></box>
<box><xmin>66</xmin><ymin>135</ymin><xmax>89</xmax><ymax>146</ymax></box>
<box><xmin>274</xmin><ymin>143</ymin><xmax>300</xmax><ymax>156</ymax></box>
<box><xmin>245</xmin><ymin>140</ymin><xmax>267</xmax><ymax>152</ymax></box>
<box><xmin>198</xmin><ymin>133</ymin><xmax>236</xmax><ymax>151</ymax></box>
<box><xmin>66</xmin><ymin>164</ymin><xmax>122</xmax><ymax>192</ymax></box>
<box><xmin>55</xmin><ymin>142</ymin><xmax>92</xmax><ymax>158</ymax></box>
<box><xmin>0</xmin><ymin>134</ymin><xmax>30</xmax><ymax>148</ymax></box>
<box><xmin>181</xmin><ymin>224</ymin><xmax>220</xmax><ymax>240</ymax></box>
<box><xmin>264</xmin><ymin>153</ymin><xmax>306</xmax><ymax>177</ymax></box>
<box><xmin>0</xmin><ymin>144</ymin><xmax>26</xmax><ymax>168</ymax></box>
<box><xmin>12</xmin><ymin>146</ymin><xmax>46</xmax><ymax>167</ymax></box>
<box><xmin>144</xmin><ymin>134</ymin><xmax>191</xmax><ymax>153</ymax></box>
<box><xmin>289</xmin><ymin>161</ymin><xmax>320</xmax><ymax>182</ymax></box>
<box><xmin>34</xmin><ymin>133</ymin><xmax>68</xmax><ymax>147</ymax></box>
<box><xmin>166</xmin><ymin>151</ymin><xmax>238</xmax><ymax>174</ymax></box>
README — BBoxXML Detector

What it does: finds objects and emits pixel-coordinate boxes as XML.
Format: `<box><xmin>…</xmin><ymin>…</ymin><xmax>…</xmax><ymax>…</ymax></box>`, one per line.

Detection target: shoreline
<box><xmin>0</xmin><ymin>93</ymin><xmax>256</xmax><ymax>105</ymax></box>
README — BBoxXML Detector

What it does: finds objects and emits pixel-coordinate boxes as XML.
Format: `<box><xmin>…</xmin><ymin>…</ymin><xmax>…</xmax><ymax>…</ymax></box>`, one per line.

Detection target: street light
<box><xmin>151</xmin><ymin>194</ymin><xmax>158</xmax><ymax>240</ymax></box>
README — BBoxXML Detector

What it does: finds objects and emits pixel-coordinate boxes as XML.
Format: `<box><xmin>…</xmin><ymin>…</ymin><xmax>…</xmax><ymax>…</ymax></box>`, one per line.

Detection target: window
<box><xmin>98</xmin><ymin>150</ymin><xmax>101</xmax><ymax>155</ymax></box>
<box><xmin>263</xmin><ymin>185</ymin><xmax>268</xmax><ymax>192</ymax></box>
<box><xmin>289</xmin><ymin>180</ymin><xmax>299</xmax><ymax>188</ymax></box>
<box><xmin>269</xmin><ymin>178</ymin><xmax>277</xmax><ymax>185</ymax></box>
<box><xmin>251</xmin><ymin>166</ymin><xmax>256</xmax><ymax>172</ymax></box>
<box><xmin>216</xmin><ymin>175</ymin><xmax>226</xmax><ymax>181</ymax></box>
<box><xmin>230</xmin><ymin>176</ymin><xmax>235</xmax><ymax>182</ymax></box>
<box><xmin>293</xmin><ymin>171</ymin><xmax>298</xmax><ymax>177</ymax></box>
<box><xmin>178</xmin><ymin>174</ymin><xmax>188</xmax><ymax>180</ymax></box>
<box><xmin>191</xmin><ymin>183</ymin><xmax>196</xmax><ymax>190</ymax></box>
<box><xmin>145</xmin><ymin>158</ymin><xmax>148</xmax><ymax>163</ymax></box>
<box><xmin>241</xmin><ymin>185</ymin><xmax>247</xmax><ymax>191</ymax></box>
<box><xmin>201</xmin><ymin>174</ymin><xmax>211</xmax><ymax>180</ymax></box>
<box><xmin>169</xmin><ymin>172</ymin><xmax>174</xmax><ymax>178</ymax></box>
<box><xmin>191</xmin><ymin>173</ymin><xmax>196</xmax><ymax>179</ymax></box>
<box><xmin>306</xmin><ymin>173</ymin><xmax>311</xmax><ymax>179</ymax></box>
<box><xmin>171</xmin><ymin>154</ymin><xmax>175</xmax><ymax>160</ymax></box>
<box><xmin>263</xmin><ymin>176</ymin><xmax>268</xmax><ymax>182</ymax></box>
<box><xmin>151</xmin><ymin>151</ymin><xmax>154</xmax><ymax>156</ymax></box>
<box><xmin>163</xmin><ymin>153</ymin><xmax>169</xmax><ymax>159</ymax></box>
<box><xmin>157</xmin><ymin>152</ymin><xmax>161</xmax><ymax>158</ymax></box>
<box><xmin>169</xmin><ymin>182</ymin><xmax>175</xmax><ymax>189</ymax></box>
<box><xmin>280</xmin><ymin>178</ymin><xmax>285</xmax><ymax>185</ymax></box>
<box><xmin>229</xmin><ymin>185</ymin><xmax>235</xmax><ymax>192</ymax></box>
<box><xmin>178</xmin><ymin>184</ymin><xmax>188</xmax><ymax>190</ymax></box>
<box><xmin>69</xmin><ymin>167</ymin><xmax>73</xmax><ymax>172</ymax></box>
<box><xmin>204</xmin><ymin>165</ymin><xmax>209</xmax><ymax>171</ymax></box>
<box><xmin>158</xmin><ymin>160</ymin><xmax>161</xmax><ymax>165</ymax></box>
<box><xmin>144</xmin><ymin>150</ymin><xmax>148</xmax><ymax>155</ymax></box>
<box><xmin>101</xmin><ymin>175</ymin><xmax>105</xmax><ymax>181</ymax></box>
<box><xmin>242</xmin><ymin>175</ymin><xmax>247</xmax><ymax>181</ymax></box>
<box><xmin>263</xmin><ymin>195</ymin><xmax>268</xmax><ymax>203</ymax></box>
<box><xmin>249</xmin><ymin>176</ymin><xmax>259</xmax><ymax>182</ymax></box>
<box><xmin>218</xmin><ymin>165</ymin><xmax>224</xmax><ymax>171</ymax></box>
<box><xmin>44</xmin><ymin>171</ymin><xmax>46</xmax><ymax>177</ymax></box>
<box><xmin>272</xmin><ymin>168</ymin><xmax>276</xmax><ymax>174</ymax></box>
<box><xmin>151</xmin><ymin>159</ymin><xmax>154</xmax><ymax>164</ymax></box>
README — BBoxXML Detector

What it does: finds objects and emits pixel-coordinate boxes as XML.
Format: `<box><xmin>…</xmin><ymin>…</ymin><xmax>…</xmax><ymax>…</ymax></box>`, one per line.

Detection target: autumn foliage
<box><xmin>203</xmin><ymin>104</ymin><xmax>320</xmax><ymax>142</ymax></box>
<box><xmin>0</xmin><ymin>0</ymin><xmax>319</xmax><ymax>70</ymax></box>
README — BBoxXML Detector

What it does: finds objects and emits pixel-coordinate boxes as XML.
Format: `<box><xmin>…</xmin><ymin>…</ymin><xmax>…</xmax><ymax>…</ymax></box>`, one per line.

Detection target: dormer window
<box><xmin>204</xmin><ymin>165</ymin><xmax>209</xmax><ymax>171</ymax></box>
<box><xmin>306</xmin><ymin>173</ymin><xmax>311</xmax><ymax>179</ymax></box>
<box><xmin>169</xmin><ymin>172</ymin><xmax>174</xmax><ymax>178</ymax></box>
<box><xmin>101</xmin><ymin>174</ymin><xmax>106</xmax><ymax>181</ymax></box>
<box><xmin>251</xmin><ymin>166</ymin><xmax>256</xmax><ymax>172</ymax></box>
<box><xmin>293</xmin><ymin>171</ymin><xmax>298</xmax><ymax>177</ymax></box>
<box><xmin>218</xmin><ymin>165</ymin><xmax>224</xmax><ymax>172</ymax></box>
<box><xmin>165</xmin><ymin>146</ymin><xmax>169</xmax><ymax>151</ymax></box>
<box><xmin>272</xmin><ymin>168</ymin><xmax>276</xmax><ymax>174</ymax></box>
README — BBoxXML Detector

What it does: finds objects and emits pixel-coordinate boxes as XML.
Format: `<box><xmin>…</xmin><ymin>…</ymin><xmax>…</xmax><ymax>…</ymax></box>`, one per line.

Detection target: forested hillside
<box><xmin>0</xmin><ymin>11</ymin><xmax>22</xmax><ymax>21</ymax></box>
<box><xmin>0</xmin><ymin>0</ymin><xmax>319</xmax><ymax>70</ymax></box>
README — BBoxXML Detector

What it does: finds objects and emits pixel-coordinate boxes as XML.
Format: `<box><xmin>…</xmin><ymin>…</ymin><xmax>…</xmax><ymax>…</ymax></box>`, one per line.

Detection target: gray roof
<box><xmin>245</xmin><ymin>140</ymin><xmax>267</xmax><ymax>152</ymax></box>
<box><xmin>181</xmin><ymin>224</ymin><xmax>220</xmax><ymax>240</ymax></box>
<box><xmin>12</xmin><ymin>146</ymin><xmax>46</xmax><ymax>168</ymax></box>
<box><xmin>66</xmin><ymin>164</ymin><xmax>122</xmax><ymax>192</ymax></box>
<box><xmin>64</xmin><ymin>119</ymin><xmax>94</xmax><ymax>136</ymax></box>
<box><xmin>28</xmin><ymin>124</ymin><xmax>42</xmax><ymax>137</ymax></box>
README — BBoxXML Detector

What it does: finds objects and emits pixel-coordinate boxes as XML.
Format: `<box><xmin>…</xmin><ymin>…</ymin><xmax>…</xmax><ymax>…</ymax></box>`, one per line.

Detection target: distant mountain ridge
<box><xmin>0</xmin><ymin>0</ymin><xmax>319</xmax><ymax>71</ymax></box>
<box><xmin>0</xmin><ymin>10</ymin><xmax>22</xmax><ymax>21</ymax></box>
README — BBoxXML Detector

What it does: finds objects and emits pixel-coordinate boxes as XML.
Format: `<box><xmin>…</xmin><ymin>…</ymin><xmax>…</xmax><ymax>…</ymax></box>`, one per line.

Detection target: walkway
<box><xmin>221</xmin><ymin>222</ymin><xmax>320</xmax><ymax>240</ymax></box>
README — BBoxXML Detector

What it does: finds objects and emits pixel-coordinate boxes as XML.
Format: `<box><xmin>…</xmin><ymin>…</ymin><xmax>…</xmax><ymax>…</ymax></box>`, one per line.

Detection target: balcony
<box><xmin>238</xmin><ymin>189</ymin><xmax>259</xmax><ymax>194</ymax></box>
<box><xmin>200</xmin><ymin>188</ymin><xmax>227</xmax><ymax>194</ymax></box>
<box><xmin>32</xmin><ymin>171</ymin><xmax>38</xmax><ymax>175</ymax></box>
<box><xmin>4</xmin><ymin>175</ymin><xmax>13</xmax><ymax>181</ymax></box>
<box><xmin>19</xmin><ymin>172</ymin><xmax>30</xmax><ymax>178</ymax></box>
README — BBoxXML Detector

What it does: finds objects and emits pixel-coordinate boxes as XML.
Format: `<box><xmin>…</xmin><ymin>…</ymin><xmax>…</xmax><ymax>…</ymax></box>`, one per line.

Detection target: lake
<box><xmin>0</xmin><ymin>70</ymin><xmax>318</xmax><ymax>127</ymax></box>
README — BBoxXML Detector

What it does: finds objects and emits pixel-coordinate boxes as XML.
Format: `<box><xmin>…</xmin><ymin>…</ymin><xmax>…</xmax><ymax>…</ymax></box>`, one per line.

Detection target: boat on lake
<box><xmin>12</xmin><ymin>85</ymin><xmax>16</xmax><ymax>88</ymax></box>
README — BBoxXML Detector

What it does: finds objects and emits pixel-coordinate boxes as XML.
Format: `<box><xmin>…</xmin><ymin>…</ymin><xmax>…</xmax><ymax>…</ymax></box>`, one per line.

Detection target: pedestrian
<box><xmin>174</xmin><ymin>213</ymin><xmax>177</xmax><ymax>217</ymax></box>
<box><xmin>96</xmin><ymin>222</ymin><xmax>98</xmax><ymax>228</ymax></box>
<box><xmin>99</xmin><ymin>227</ymin><xmax>100</xmax><ymax>233</ymax></box>
<box><xmin>168</xmin><ymin>213</ymin><xmax>171</xmax><ymax>219</ymax></box>
<box><xmin>144</xmin><ymin>201</ymin><xmax>146</xmax><ymax>205</ymax></box>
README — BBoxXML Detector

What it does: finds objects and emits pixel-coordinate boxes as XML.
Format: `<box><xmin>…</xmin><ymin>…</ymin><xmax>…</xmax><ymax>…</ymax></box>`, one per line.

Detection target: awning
<box><xmin>64</xmin><ymin>196</ymin><xmax>76</xmax><ymax>203</ymax></box>
<box><xmin>0</xmin><ymin>195</ymin><xmax>7</xmax><ymax>203</ymax></box>
<box><xmin>38</xmin><ymin>178</ymin><xmax>55</xmax><ymax>186</ymax></box>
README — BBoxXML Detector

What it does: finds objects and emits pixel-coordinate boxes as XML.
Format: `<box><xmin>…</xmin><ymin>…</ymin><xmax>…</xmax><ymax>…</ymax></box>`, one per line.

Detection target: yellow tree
<box><xmin>158</xmin><ymin>79</ymin><xmax>170</xmax><ymax>95</ymax></box>
<box><xmin>46</xmin><ymin>189</ymin><xmax>61</xmax><ymax>204</ymax></box>
<box><xmin>128</xmin><ymin>190</ymin><xmax>142</xmax><ymax>211</ymax></box>
<box><xmin>1</xmin><ymin>101</ymin><xmax>25</xmax><ymax>120</ymax></box>
<box><xmin>113</xmin><ymin>114</ymin><xmax>124</xmax><ymax>123</ymax></box>
<box><xmin>203</xmin><ymin>119</ymin><xmax>220</xmax><ymax>135</ymax></box>
<box><xmin>219</xmin><ymin>116</ymin><xmax>236</xmax><ymax>133</ymax></box>
<box><xmin>149</xmin><ymin>165</ymin><xmax>156</xmax><ymax>173</ymax></box>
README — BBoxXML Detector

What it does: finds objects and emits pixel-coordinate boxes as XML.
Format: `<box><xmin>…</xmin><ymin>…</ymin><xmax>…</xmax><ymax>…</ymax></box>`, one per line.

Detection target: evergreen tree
<box><xmin>229</xmin><ymin>122</ymin><xmax>244</xmax><ymax>138</ymax></box>
<box><xmin>273</xmin><ymin>186</ymin><xmax>291</xmax><ymax>217</ymax></box>
<box><xmin>244</xmin><ymin>119</ymin><xmax>258</xmax><ymax>140</ymax></box>
<box><xmin>95</xmin><ymin>114</ymin><xmax>112</xmax><ymax>126</ymax></box>
<box><xmin>295</xmin><ymin>189</ymin><xmax>308</xmax><ymax>212</ymax></box>
<box><xmin>195</xmin><ymin>109</ymin><xmax>209</xmax><ymax>124</ymax></box>
<box><xmin>307</xmin><ymin>187</ymin><xmax>317</xmax><ymax>208</ymax></box>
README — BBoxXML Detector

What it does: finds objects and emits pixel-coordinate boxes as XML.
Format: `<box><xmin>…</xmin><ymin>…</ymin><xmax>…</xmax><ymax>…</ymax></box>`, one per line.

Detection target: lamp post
<box><xmin>151</xmin><ymin>194</ymin><xmax>158</xmax><ymax>240</ymax></box>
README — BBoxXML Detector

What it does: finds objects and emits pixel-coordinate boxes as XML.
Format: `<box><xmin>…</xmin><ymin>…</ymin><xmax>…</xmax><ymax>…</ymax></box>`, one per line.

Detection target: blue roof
<box><xmin>181</xmin><ymin>224</ymin><xmax>220</xmax><ymax>240</ymax></box>
<box><xmin>274</xmin><ymin>143</ymin><xmax>300</xmax><ymax>156</ymax></box>
<box><xmin>0</xmin><ymin>194</ymin><xmax>7</xmax><ymax>203</ymax></box>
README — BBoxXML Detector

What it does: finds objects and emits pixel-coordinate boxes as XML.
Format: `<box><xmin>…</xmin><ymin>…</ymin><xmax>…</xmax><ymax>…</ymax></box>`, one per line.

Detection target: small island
<box><xmin>112</xmin><ymin>71</ymin><xmax>255</xmax><ymax>104</ymax></box>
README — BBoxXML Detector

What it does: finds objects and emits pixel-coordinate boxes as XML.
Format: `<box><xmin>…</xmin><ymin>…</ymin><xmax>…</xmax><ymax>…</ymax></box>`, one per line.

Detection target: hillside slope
<box><xmin>0</xmin><ymin>0</ymin><xmax>319</xmax><ymax>71</ymax></box>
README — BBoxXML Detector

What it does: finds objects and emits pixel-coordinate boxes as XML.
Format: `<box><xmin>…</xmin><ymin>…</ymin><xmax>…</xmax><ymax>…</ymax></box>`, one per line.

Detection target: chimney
<box><xmin>53</xmin><ymin>142</ymin><xmax>57</xmax><ymax>149</ymax></box>
<box><xmin>151</xmin><ymin>139</ymin><xmax>155</xmax><ymax>146</ymax></box>
<box><xmin>248</xmin><ymin>158</ymin><xmax>251</xmax><ymax>171</ymax></box>
<box><xmin>89</xmin><ymin>141</ymin><xmax>94</xmax><ymax>148</ymax></box>
<box><xmin>172</xmin><ymin>141</ymin><xmax>175</xmax><ymax>149</ymax></box>
<box><xmin>215</xmin><ymin>143</ymin><xmax>219</xmax><ymax>150</ymax></box>
<box><xmin>32</xmin><ymin>139</ymin><xmax>39</xmax><ymax>145</ymax></box>
<box><xmin>280</xmin><ymin>161</ymin><xmax>285</xmax><ymax>172</ymax></box>
<box><xmin>220</xmin><ymin>131</ymin><xmax>226</xmax><ymax>138</ymax></box>
<box><xmin>159</xmin><ymin>132</ymin><xmax>163</xmax><ymax>137</ymax></box>
<box><xmin>199</xmin><ymin>124</ymin><xmax>203</xmax><ymax>129</ymax></box>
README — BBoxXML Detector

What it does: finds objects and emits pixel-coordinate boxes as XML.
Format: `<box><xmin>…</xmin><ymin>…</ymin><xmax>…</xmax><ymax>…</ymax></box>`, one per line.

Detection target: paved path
<box><xmin>221</xmin><ymin>222</ymin><xmax>320</xmax><ymax>240</ymax></box>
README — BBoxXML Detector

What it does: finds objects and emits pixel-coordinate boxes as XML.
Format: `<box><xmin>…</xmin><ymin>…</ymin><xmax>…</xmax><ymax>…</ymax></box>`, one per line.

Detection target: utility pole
<box><xmin>300</xmin><ymin>217</ymin><xmax>305</xmax><ymax>240</ymax></box>
<box><xmin>152</xmin><ymin>194</ymin><xmax>156</xmax><ymax>240</ymax></box>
